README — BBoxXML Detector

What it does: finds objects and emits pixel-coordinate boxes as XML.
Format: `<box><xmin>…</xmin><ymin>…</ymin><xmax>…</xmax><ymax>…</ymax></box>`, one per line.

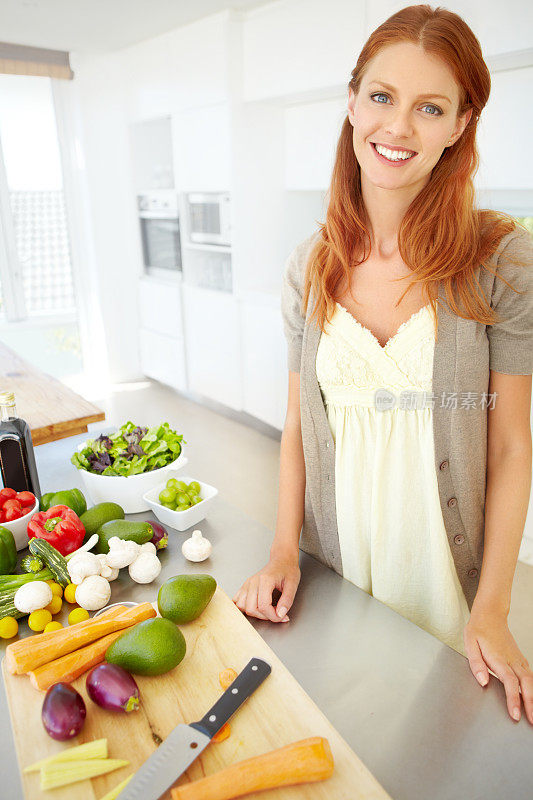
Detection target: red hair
<box><xmin>303</xmin><ymin>4</ymin><xmax>530</xmax><ymax>339</ymax></box>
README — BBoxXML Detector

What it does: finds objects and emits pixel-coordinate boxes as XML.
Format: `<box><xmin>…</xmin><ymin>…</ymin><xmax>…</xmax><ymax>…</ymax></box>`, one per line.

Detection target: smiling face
<box><xmin>347</xmin><ymin>41</ymin><xmax>472</xmax><ymax>193</ymax></box>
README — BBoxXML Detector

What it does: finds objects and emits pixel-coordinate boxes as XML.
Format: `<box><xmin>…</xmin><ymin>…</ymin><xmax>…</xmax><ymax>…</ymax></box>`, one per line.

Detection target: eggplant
<box><xmin>86</xmin><ymin>663</ymin><xmax>140</xmax><ymax>713</ymax></box>
<box><xmin>149</xmin><ymin>521</ymin><xmax>168</xmax><ymax>551</ymax></box>
<box><xmin>42</xmin><ymin>682</ymin><xmax>86</xmax><ymax>740</ymax></box>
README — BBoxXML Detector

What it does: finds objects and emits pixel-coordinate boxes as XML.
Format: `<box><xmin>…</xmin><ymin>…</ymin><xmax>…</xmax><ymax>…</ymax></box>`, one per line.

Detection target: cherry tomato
<box><xmin>4</xmin><ymin>507</ymin><xmax>23</xmax><ymax>521</ymax></box>
<box><xmin>0</xmin><ymin>509</ymin><xmax>5</xmax><ymax>523</ymax></box>
<box><xmin>2</xmin><ymin>499</ymin><xmax>21</xmax><ymax>512</ymax></box>
<box><xmin>0</xmin><ymin>488</ymin><xmax>17</xmax><ymax>507</ymax></box>
<box><xmin>16</xmin><ymin>491</ymin><xmax>35</xmax><ymax>508</ymax></box>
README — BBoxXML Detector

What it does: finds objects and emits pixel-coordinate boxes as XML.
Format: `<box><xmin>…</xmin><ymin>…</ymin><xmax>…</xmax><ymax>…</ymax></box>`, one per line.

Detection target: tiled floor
<box><xmin>86</xmin><ymin>378</ymin><xmax>533</xmax><ymax>665</ymax></box>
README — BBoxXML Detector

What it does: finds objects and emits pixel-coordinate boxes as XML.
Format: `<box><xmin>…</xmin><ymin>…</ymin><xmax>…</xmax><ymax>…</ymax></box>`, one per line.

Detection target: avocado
<box><xmin>95</xmin><ymin>519</ymin><xmax>153</xmax><ymax>554</ymax></box>
<box><xmin>105</xmin><ymin>618</ymin><xmax>186</xmax><ymax>676</ymax></box>
<box><xmin>157</xmin><ymin>574</ymin><xmax>217</xmax><ymax>624</ymax></box>
<box><xmin>80</xmin><ymin>502</ymin><xmax>125</xmax><ymax>540</ymax></box>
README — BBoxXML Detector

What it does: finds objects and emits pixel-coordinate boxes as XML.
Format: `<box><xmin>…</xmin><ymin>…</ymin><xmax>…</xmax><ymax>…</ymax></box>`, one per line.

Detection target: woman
<box><xmin>233</xmin><ymin>4</ymin><xmax>533</xmax><ymax>724</ymax></box>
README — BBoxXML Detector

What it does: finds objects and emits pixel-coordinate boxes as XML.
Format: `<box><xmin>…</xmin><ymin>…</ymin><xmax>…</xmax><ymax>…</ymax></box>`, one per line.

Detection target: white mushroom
<box><xmin>67</xmin><ymin>552</ymin><xmax>101</xmax><ymax>585</ymax></box>
<box><xmin>128</xmin><ymin>548</ymin><xmax>162</xmax><ymax>584</ymax></box>
<box><xmin>96</xmin><ymin>553</ymin><xmax>119</xmax><ymax>581</ymax></box>
<box><xmin>105</xmin><ymin>537</ymin><xmax>141</xmax><ymax>569</ymax></box>
<box><xmin>182</xmin><ymin>530</ymin><xmax>212</xmax><ymax>562</ymax></box>
<box><xmin>75</xmin><ymin>575</ymin><xmax>111</xmax><ymax>610</ymax></box>
<box><xmin>14</xmin><ymin>581</ymin><xmax>53</xmax><ymax>614</ymax></box>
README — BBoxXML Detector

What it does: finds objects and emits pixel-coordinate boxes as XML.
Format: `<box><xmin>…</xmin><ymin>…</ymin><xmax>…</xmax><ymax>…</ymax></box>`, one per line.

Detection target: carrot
<box><xmin>28</xmin><ymin>628</ymin><xmax>128</xmax><ymax>691</ymax></box>
<box><xmin>170</xmin><ymin>737</ymin><xmax>334</xmax><ymax>800</ymax></box>
<box><xmin>5</xmin><ymin>603</ymin><xmax>156</xmax><ymax>675</ymax></box>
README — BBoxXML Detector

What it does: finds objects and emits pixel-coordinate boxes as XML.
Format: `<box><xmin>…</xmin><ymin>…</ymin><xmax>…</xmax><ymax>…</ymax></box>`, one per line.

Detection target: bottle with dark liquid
<box><xmin>0</xmin><ymin>391</ymin><xmax>41</xmax><ymax>499</ymax></box>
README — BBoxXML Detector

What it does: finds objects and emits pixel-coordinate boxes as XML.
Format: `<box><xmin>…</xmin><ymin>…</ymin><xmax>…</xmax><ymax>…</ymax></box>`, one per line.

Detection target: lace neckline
<box><xmin>334</xmin><ymin>301</ymin><xmax>432</xmax><ymax>351</ymax></box>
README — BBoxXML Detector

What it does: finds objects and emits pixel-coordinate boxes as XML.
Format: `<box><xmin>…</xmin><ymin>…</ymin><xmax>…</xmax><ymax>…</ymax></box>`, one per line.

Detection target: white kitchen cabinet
<box><xmin>241</xmin><ymin>294</ymin><xmax>288</xmax><ymax>430</ymax></box>
<box><xmin>129</xmin><ymin>116</ymin><xmax>174</xmax><ymax>192</ymax></box>
<box><xmin>476</xmin><ymin>67</ymin><xmax>533</xmax><ymax>191</ymax></box>
<box><xmin>137</xmin><ymin>277</ymin><xmax>188</xmax><ymax>392</ymax></box>
<box><xmin>172</xmin><ymin>103</ymin><xmax>231</xmax><ymax>192</ymax></box>
<box><xmin>243</xmin><ymin>0</ymin><xmax>365</xmax><ymax>101</ymax></box>
<box><xmin>139</xmin><ymin>328</ymin><xmax>188</xmax><ymax>391</ymax></box>
<box><xmin>284</xmin><ymin>97</ymin><xmax>347</xmax><ymax>190</ymax></box>
<box><xmin>138</xmin><ymin>276</ymin><xmax>184</xmax><ymax>338</ymax></box>
<box><xmin>182</xmin><ymin>284</ymin><xmax>242</xmax><ymax>410</ymax></box>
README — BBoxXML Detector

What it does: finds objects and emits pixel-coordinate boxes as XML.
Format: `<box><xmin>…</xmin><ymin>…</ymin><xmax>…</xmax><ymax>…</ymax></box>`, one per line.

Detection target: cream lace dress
<box><xmin>315</xmin><ymin>301</ymin><xmax>471</xmax><ymax>656</ymax></box>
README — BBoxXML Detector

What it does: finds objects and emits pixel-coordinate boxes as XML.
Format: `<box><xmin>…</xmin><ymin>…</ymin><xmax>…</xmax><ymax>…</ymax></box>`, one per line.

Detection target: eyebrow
<box><xmin>369</xmin><ymin>80</ymin><xmax>452</xmax><ymax>104</ymax></box>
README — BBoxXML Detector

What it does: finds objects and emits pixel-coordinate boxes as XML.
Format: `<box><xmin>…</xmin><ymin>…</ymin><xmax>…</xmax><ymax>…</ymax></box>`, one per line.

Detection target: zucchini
<box><xmin>0</xmin><ymin>602</ymin><xmax>24</xmax><ymax>620</ymax></box>
<box><xmin>28</xmin><ymin>539</ymin><xmax>70</xmax><ymax>588</ymax></box>
<box><xmin>0</xmin><ymin>588</ymin><xmax>17</xmax><ymax>605</ymax></box>
<box><xmin>21</xmin><ymin>553</ymin><xmax>45</xmax><ymax>574</ymax></box>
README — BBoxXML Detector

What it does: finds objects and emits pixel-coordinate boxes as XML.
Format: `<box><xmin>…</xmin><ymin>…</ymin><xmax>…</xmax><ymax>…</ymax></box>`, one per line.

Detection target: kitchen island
<box><xmin>1</xmin><ymin>430</ymin><xmax>532</xmax><ymax>800</ymax></box>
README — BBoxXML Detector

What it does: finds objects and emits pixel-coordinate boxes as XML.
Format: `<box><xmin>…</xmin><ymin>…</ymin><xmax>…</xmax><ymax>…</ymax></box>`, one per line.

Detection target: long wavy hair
<box><xmin>302</xmin><ymin>4</ymin><xmax>530</xmax><ymax>339</ymax></box>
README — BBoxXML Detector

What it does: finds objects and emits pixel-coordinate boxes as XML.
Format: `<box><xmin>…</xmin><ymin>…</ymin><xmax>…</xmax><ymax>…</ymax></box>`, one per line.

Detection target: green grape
<box><xmin>166</xmin><ymin>478</ymin><xmax>180</xmax><ymax>490</ymax></box>
<box><xmin>188</xmin><ymin>481</ymin><xmax>201</xmax><ymax>494</ymax></box>
<box><xmin>191</xmin><ymin>495</ymin><xmax>202</xmax><ymax>505</ymax></box>
<box><xmin>175</xmin><ymin>481</ymin><xmax>188</xmax><ymax>492</ymax></box>
<box><xmin>176</xmin><ymin>492</ymin><xmax>190</xmax><ymax>506</ymax></box>
<box><xmin>176</xmin><ymin>503</ymin><xmax>189</xmax><ymax>512</ymax></box>
<box><xmin>186</xmin><ymin>489</ymin><xmax>197</xmax><ymax>501</ymax></box>
<box><xmin>159</xmin><ymin>487</ymin><xmax>176</xmax><ymax>505</ymax></box>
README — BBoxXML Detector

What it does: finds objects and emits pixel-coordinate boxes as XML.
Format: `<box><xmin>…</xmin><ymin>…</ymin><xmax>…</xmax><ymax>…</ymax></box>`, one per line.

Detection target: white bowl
<box><xmin>75</xmin><ymin>441</ymin><xmax>188</xmax><ymax>513</ymax></box>
<box><xmin>143</xmin><ymin>474</ymin><xmax>218</xmax><ymax>531</ymax></box>
<box><xmin>1</xmin><ymin>497</ymin><xmax>39</xmax><ymax>551</ymax></box>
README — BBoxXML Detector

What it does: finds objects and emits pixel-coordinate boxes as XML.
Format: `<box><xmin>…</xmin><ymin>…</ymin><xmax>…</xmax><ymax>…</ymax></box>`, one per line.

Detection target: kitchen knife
<box><xmin>116</xmin><ymin>657</ymin><xmax>271</xmax><ymax>800</ymax></box>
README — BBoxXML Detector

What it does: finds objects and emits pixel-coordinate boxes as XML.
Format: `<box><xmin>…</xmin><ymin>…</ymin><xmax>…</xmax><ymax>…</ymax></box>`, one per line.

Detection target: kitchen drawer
<box><xmin>138</xmin><ymin>277</ymin><xmax>183</xmax><ymax>339</ymax></box>
<box><xmin>139</xmin><ymin>328</ymin><xmax>187</xmax><ymax>392</ymax></box>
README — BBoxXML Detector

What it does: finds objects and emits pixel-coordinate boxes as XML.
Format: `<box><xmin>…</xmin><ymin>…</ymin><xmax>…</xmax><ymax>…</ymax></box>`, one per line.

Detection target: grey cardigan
<box><xmin>281</xmin><ymin>227</ymin><xmax>533</xmax><ymax>611</ymax></box>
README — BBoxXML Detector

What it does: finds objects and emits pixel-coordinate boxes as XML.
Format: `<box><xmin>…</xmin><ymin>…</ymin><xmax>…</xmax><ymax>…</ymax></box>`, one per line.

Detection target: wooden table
<box><xmin>0</xmin><ymin>341</ymin><xmax>105</xmax><ymax>445</ymax></box>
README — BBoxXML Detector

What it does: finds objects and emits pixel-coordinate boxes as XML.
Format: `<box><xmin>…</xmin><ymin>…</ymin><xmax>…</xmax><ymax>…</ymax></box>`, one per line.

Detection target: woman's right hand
<box><xmin>232</xmin><ymin>556</ymin><xmax>301</xmax><ymax>623</ymax></box>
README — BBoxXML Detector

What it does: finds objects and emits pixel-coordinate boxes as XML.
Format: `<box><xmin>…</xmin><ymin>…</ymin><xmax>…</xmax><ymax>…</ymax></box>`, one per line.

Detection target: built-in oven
<box><xmin>185</xmin><ymin>192</ymin><xmax>231</xmax><ymax>246</ymax></box>
<box><xmin>138</xmin><ymin>191</ymin><xmax>182</xmax><ymax>276</ymax></box>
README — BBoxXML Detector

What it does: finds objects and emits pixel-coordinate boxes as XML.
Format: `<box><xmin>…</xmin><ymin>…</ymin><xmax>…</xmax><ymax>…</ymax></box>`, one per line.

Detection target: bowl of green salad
<box><xmin>71</xmin><ymin>421</ymin><xmax>187</xmax><ymax>513</ymax></box>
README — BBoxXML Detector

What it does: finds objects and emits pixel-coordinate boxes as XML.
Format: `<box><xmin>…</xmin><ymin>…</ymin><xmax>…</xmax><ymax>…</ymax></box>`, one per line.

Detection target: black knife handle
<box><xmin>190</xmin><ymin>657</ymin><xmax>271</xmax><ymax>739</ymax></box>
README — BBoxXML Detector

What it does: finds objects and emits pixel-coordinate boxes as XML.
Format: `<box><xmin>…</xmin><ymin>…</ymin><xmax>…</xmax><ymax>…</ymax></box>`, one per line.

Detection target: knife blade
<box><xmin>116</xmin><ymin>656</ymin><xmax>271</xmax><ymax>800</ymax></box>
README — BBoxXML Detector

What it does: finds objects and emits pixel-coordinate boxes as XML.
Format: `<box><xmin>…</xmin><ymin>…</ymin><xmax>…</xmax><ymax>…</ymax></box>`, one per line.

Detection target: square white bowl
<box><xmin>1</xmin><ymin>497</ymin><xmax>39</xmax><ymax>551</ymax></box>
<box><xmin>75</xmin><ymin>441</ymin><xmax>188</xmax><ymax>513</ymax></box>
<box><xmin>142</xmin><ymin>474</ymin><xmax>218</xmax><ymax>531</ymax></box>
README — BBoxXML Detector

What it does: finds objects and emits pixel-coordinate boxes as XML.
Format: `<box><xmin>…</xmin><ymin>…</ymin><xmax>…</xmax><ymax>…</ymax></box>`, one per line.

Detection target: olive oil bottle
<box><xmin>0</xmin><ymin>391</ymin><xmax>41</xmax><ymax>498</ymax></box>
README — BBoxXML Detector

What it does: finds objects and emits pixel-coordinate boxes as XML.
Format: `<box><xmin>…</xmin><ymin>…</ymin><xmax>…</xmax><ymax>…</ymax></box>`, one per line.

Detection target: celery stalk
<box><xmin>24</xmin><ymin>738</ymin><xmax>108</xmax><ymax>773</ymax></box>
<box><xmin>40</xmin><ymin>759</ymin><xmax>129</xmax><ymax>790</ymax></box>
<box><xmin>98</xmin><ymin>773</ymin><xmax>133</xmax><ymax>800</ymax></box>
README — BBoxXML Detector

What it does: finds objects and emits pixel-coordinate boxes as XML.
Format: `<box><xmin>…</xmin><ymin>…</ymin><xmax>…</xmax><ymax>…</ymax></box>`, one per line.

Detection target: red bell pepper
<box><xmin>27</xmin><ymin>504</ymin><xmax>85</xmax><ymax>556</ymax></box>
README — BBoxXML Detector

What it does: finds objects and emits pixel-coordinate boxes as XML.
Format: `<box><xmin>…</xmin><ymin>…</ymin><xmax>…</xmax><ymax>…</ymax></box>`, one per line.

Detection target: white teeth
<box><xmin>374</xmin><ymin>144</ymin><xmax>415</xmax><ymax>161</ymax></box>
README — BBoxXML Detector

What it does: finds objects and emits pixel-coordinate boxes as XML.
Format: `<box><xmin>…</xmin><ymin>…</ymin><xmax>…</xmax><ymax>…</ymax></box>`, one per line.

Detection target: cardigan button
<box><xmin>447</xmin><ymin>497</ymin><xmax>457</xmax><ymax>508</ymax></box>
<box><xmin>454</xmin><ymin>534</ymin><xmax>465</xmax><ymax>545</ymax></box>
<box><xmin>439</xmin><ymin>460</ymin><xmax>449</xmax><ymax>471</ymax></box>
<box><xmin>468</xmin><ymin>568</ymin><xmax>478</xmax><ymax>578</ymax></box>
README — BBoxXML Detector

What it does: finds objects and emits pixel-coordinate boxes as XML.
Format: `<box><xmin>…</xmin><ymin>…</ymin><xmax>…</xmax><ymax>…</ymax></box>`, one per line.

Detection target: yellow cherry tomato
<box><xmin>43</xmin><ymin>621</ymin><xmax>63</xmax><ymax>633</ymax></box>
<box><xmin>28</xmin><ymin>609</ymin><xmax>53</xmax><ymax>632</ymax></box>
<box><xmin>64</xmin><ymin>584</ymin><xmax>78</xmax><ymax>604</ymax></box>
<box><xmin>46</xmin><ymin>596</ymin><xmax>63</xmax><ymax>615</ymax></box>
<box><xmin>68</xmin><ymin>607</ymin><xmax>89</xmax><ymax>625</ymax></box>
<box><xmin>0</xmin><ymin>616</ymin><xmax>19</xmax><ymax>639</ymax></box>
<box><xmin>46</xmin><ymin>581</ymin><xmax>63</xmax><ymax>597</ymax></box>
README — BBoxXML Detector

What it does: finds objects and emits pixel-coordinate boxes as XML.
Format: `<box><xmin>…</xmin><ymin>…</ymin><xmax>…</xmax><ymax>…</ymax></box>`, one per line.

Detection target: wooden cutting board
<box><xmin>2</xmin><ymin>587</ymin><xmax>392</xmax><ymax>800</ymax></box>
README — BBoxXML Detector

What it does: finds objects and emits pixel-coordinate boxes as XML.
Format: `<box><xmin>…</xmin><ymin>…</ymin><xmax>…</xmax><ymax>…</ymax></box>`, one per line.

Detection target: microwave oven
<box><xmin>185</xmin><ymin>192</ymin><xmax>231</xmax><ymax>246</ymax></box>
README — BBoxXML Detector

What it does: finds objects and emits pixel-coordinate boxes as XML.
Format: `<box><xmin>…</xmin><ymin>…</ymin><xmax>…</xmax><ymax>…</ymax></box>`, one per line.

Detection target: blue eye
<box><xmin>369</xmin><ymin>92</ymin><xmax>443</xmax><ymax>116</ymax></box>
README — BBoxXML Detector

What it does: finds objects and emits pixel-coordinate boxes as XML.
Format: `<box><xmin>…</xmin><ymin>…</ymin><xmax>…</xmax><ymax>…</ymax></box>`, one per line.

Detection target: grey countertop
<box><xmin>1</xmin><ymin>430</ymin><xmax>532</xmax><ymax>800</ymax></box>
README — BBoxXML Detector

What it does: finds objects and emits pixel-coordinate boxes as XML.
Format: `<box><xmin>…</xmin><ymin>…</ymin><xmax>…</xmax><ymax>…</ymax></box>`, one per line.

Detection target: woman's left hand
<box><xmin>464</xmin><ymin>610</ymin><xmax>533</xmax><ymax>724</ymax></box>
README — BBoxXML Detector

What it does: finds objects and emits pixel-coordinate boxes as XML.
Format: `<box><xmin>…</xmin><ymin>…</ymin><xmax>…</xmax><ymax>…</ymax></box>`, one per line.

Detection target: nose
<box><xmin>385</xmin><ymin>107</ymin><xmax>415</xmax><ymax>141</ymax></box>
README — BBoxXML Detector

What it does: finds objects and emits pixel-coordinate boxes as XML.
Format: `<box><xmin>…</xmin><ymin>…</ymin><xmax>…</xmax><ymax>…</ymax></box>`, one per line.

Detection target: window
<box><xmin>0</xmin><ymin>74</ymin><xmax>82</xmax><ymax>379</ymax></box>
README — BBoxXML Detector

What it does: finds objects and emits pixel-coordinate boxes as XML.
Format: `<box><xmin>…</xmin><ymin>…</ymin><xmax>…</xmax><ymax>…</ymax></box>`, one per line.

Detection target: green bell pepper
<box><xmin>41</xmin><ymin>488</ymin><xmax>87</xmax><ymax>517</ymax></box>
<box><xmin>0</xmin><ymin>526</ymin><xmax>17</xmax><ymax>575</ymax></box>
